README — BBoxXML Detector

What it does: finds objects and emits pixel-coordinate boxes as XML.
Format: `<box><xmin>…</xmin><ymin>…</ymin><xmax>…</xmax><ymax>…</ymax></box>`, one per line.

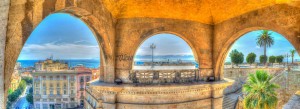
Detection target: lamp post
<box><xmin>285</xmin><ymin>53</ymin><xmax>290</xmax><ymax>68</ymax></box>
<box><xmin>150</xmin><ymin>43</ymin><xmax>156</xmax><ymax>68</ymax></box>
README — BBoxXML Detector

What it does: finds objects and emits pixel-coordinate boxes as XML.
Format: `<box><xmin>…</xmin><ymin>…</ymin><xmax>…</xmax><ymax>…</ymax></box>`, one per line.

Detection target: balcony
<box><xmin>129</xmin><ymin>69</ymin><xmax>199</xmax><ymax>84</ymax></box>
<box><xmin>70</xmin><ymin>78</ymin><xmax>76</xmax><ymax>81</ymax></box>
<box><xmin>56</xmin><ymin>94</ymin><xmax>62</xmax><ymax>98</ymax></box>
<box><xmin>33</xmin><ymin>94</ymin><xmax>41</xmax><ymax>98</ymax></box>
<box><xmin>34</xmin><ymin>78</ymin><xmax>40</xmax><ymax>82</ymax></box>
<box><xmin>80</xmin><ymin>88</ymin><xmax>85</xmax><ymax>91</ymax></box>
<box><xmin>80</xmin><ymin>79</ymin><xmax>84</xmax><ymax>83</ymax></box>
<box><xmin>48</xmin><ymin>94</ymin><xmax>55</xmax><ymax>98</ymax></box>
<box><xmin>80</xmin><ymin>95</ymin><xmax>84</xmax><ymax>99</ymax></box>
<box><xmin>70</xmin><ymin>94</ymin><xmax>76</xmax><ymax>97</ymax></box>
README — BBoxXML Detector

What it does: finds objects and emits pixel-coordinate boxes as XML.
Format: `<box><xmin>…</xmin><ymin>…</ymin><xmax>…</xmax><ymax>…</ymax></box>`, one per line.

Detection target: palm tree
<box><xmin>243</xmin><ymin>70</ymin><xmax>279</xmax><ymax>109</ymax></box>
<box><xmin>290</xmin><ymin>49</ymin><xmax>296</xmax><ymax>64</ymax></box>
<box><xmin>256</xmin><ymin>30</ymin><xmax>274</xmax><ymax>66</ymax></box>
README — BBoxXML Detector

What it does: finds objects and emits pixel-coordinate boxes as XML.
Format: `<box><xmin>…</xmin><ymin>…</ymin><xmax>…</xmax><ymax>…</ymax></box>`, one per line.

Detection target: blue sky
<box><xmin>18</xmin><ymin>13</ymin><xmax>299</xmax><ymax>62</ymax></box>
<box><xmin>225</xmin><ymin>30</ymin><xmax>299</xmax><ymax>62</ymax></box>
<box><xmin>135</xmin><ymin>34</ymin><xmax>193</xmax><ymax>56</ymax></box>
<box><xmin>18</xmin><ymin>13</ymin><xmax>100</xmax><ymax>60</ymax></box>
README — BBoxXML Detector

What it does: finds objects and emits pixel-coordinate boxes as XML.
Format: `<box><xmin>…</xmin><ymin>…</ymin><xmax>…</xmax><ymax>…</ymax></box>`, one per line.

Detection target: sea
<box><xmin>17</xmin><ymin>55</ymin><xmax>197</xmax><ymax>68</ymax></box>
<box><xmin>17</xmin><ymin>59</ymin><xmax>100</xmax><ymax>68</ymax></box>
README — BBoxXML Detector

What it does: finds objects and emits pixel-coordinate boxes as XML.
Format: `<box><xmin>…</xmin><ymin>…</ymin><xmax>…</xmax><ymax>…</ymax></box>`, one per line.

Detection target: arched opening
<box><xmin>130</xmin><ymin>33</ymin><xmax>199</xmax><ymax>84</ymax></box>
<box><xmin>7</xmin><ymin>13</ymin><xmax>101</xmax><ymax>109</ymax></box>
<box><xmin>222</xmin><ymin>30</ymin><xmax>300</xmax><ymax>108</ymax></box>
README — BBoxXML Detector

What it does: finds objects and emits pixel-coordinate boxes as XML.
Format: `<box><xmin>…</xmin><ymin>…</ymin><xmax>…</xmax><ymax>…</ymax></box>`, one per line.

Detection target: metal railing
<box><xmin>129</xmin><ymin>69</ymin><xmax>199</xmax><ymax>84</ymax></box>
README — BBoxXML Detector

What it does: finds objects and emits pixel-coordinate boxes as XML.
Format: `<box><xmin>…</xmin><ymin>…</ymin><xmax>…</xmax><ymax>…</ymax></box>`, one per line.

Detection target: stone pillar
<box><xmin>199</xmin><ymin>68</ymin><xmax>214</xmax><ymax>81</ymax></box>
<box><xmin>0</xmin><ymin>0</ymin><xmax>10</xmax><ymax>108</ymax></box>
<box><xmin>211</xmin><ymin>80</ymin><xmax>234</xmax><ymax>109</ymax></box>
<box><xmin>102</xmin><ymin>93</ymin><xmax>117</xmax><ymax>109</ymax></box>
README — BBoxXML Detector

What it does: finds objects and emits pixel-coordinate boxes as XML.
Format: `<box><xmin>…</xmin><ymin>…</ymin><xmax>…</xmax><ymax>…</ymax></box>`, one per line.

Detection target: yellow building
<box><xmin>35</xmin><ymin>58</ymin><xmax>68</xmax><ymax>71</ymax></box>
<box><xmin>10</xmin><ymin>70</ymin><xmax>21</xmax><ymax>92</ymax></box>
<box><xmin>33</xmin><ymin>71</ymin><xmax>78</xmax><ymax>109</ymax></box>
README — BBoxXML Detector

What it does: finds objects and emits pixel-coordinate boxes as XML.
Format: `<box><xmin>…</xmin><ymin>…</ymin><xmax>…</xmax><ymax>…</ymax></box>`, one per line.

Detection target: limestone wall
<box><xmin>0</xmin><ymin>0</ymin><xmax>10</xmax><ymax>108</ymax></box>
<box><xmin>85</xmin><ymin>80</ymin><xmax>233</xmax><ymax>109</ymax></box>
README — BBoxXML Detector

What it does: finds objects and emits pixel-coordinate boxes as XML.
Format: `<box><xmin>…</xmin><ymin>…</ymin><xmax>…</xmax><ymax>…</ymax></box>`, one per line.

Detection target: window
<box><xmin>56</xmin><ymin>75</ymin><xmax>60</xmax><ymax>80</ymax></box>
<box><xmin>43</xmin><ymin>83</ymin><xmax>46</xmax><ymax>87</ymax></box>
<box><xmin>71</xmin><ymin>90</ymin><xmax>74</xmax><ymax>94</ymax></box>
<box><xmin>71</xmin><ymin>98</ymin><xmax>75</xmax><ymax>101</ymax></box>
<box><xmin>35</xmin><ymin>104</ymin><xmax>40</xmax><ymax>109</ymax></box>
<box><xmin>50</xmin><ymin>83</ymin><xmax>53</xmax><ymax>88</ymax></box>
<box><xmin>86</xmin><ymin>77</ymin><xmax>90</xmax><ymax>82</ymax></box>
<box><xmin>36</xmin><ymin>90</ymin><xmax>39</xmax><ymax>94</ymax></box>
<box><xmin>71</xmin><ymin>83</ymin><xmax>74</xmax><ymax>86</ymax></box>
<box><xmin>42</xmin><ymin>104</ymin><xmax>47</xmax><ymax>109</ymax></box>
<box><xmin>64</xmin><ymin>90</ymin><xmax>67</xmax><ymax>94</ymax></box>
<box><xmin>57</xmin><ymin>83</ymin><xmax>60</xmax><ymax>87</ymax></box>
<box><xmin>63</xmin><ymin>76</ymin><xmax>67</xmax><ymax>80</ymax></box>
<box><xmin>49</xmin><ymin>76</ymin><xmax>53</xmax><ymax>80</ymax></box>
<box><xmin>43</xmin><ymin>90</ymin><xmax>46</xmax><ymax>95</ymax></box>
<box><xmin>80</xmin><ymin>77</ymin><xmax>84</xmax><ymax>82</ymax></box>
<box><xmin>57</xmin><ymin>90</ymin><xmax>60</xmax><ymax>95</ymax></box>
<box><xmin>50</xmin><ymin>90</ymin><xmax>53</xmax><ymax>95</ymax></box>
<box><xmin>35</xmin><ymin>83</ymin><xmax>39</xmax><ymax>87</ymax></box>
<box><xmin>63</xmin><ymin>98</ymin><xmax>68</xmax><ymax>101</ymax></box>
<box><xmin>64</xmin><ymin>83</ymin><xmax>67</xmax><ymax>87</ymax></box>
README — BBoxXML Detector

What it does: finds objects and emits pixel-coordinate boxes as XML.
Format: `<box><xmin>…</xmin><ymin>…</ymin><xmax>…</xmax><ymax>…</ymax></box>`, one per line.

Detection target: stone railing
<box><xmin>129</xmin><ymin>69</ymin><xmax>199</xmax><ymax>84</ymax></box>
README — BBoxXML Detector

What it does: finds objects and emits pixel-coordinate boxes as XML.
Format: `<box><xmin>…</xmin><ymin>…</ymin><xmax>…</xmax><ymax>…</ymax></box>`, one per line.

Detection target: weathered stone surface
<box><xmin>86</xmin><ymin>80</ymin><xmax>233</xmax><ymax>109</ymax></box>
<box><xmin>0</xmin><ymin>0</ymin><xmax>10</xmax><ymax>108</ymax></box>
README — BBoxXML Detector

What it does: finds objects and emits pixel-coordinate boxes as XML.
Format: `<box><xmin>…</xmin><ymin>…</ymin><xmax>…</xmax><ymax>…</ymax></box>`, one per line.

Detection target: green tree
<box><xmin>290</xmin><ymin>49</ymin><xmax>296</xmax><ymax>64</ymax></box>
<box><xmin>269</xmin><ymin>56</ymin><xmax>276</xmax><ymax>66</ymax></box>
<box><xmin>229</xmin><ymin>49</ymin><xmax>244</xmax><ymax>67</ymax></box>
<box><xmin>256</xmin><ymin>30</ymin><xmax>274</xmax><ymax>65</ymax></box>
<box><xmin>276</xmin><ymin>55</ymin><xmax>284</xmax><ymax>64</ymax></box>
<box><xmin>246</xmin><ymin>52</ymin><xmax>256</xmax><ymax>65</ymax></box>
<box><xmin>243</xmin><ymin>70</ymin><xmax>279</xmax><ymax>109</ymax></box>
<box><xmin>8</xmin><ymin>88</ymin><xmax>13</xmax><ymax>95</ymax></box>
<box><xmin>26</xmin><ymin>93</ymin><xmax>34</xmax><ymax>104</ymax></box>
<box><xmin>22</xmin><ymin>77</ymin><xmax>33</xmax><ymax>84</ymax></box>
<box><xmin>259</xmin><ymin>55</ymin><xmax>268</xmax><ymax>64</ymax></box>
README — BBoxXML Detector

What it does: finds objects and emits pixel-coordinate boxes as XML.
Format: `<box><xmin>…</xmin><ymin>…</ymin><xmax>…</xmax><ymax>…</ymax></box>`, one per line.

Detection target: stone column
<box><xmin>102</xmin><ymin>93</ymin><xmax>117</xmax><ymax>109</ymax></box>
<box><xmin>211</xmin><ymin>80</ymin><xmax>234</xmax><ymax>109</ymax></box>
<box><xmin>0</xmin><ymin>0</ymin><xmax>10</xmax><ymax>108</ymax></box>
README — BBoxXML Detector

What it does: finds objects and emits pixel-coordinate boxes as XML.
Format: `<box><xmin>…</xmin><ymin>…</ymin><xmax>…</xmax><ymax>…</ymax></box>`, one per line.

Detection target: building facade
<box><xmin>77</xmin><ymin>72</ymin><xmax>92</xmax><ymax>107</ymax></box>
<box><xmin>10</xmin><ymin>70</ymin><xmax>21</xmax><ymax>92</ymax></box>
<box><xmin>33</xmin><ymin>71</ymin><xmax>78</xmax><ymax>109</ymax></box>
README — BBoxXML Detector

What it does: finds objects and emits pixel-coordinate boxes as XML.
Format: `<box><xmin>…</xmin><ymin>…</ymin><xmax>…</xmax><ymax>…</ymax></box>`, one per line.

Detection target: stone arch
<box><xmin>131</xmin><ymin>31</ymin><xmax>200</xmax><ymax>69</ymax></box>
<box><xmin>3</xmin><ymin>6</ymin><xmax>114</xmax><ymax>107</ymax></box>
<box><xmin>215</xmin><ymin>27</ymin><xmax>300</xmax><ymax>80</ymax></box>
<box><xmin>213</xmin><ymin>4</ymin><xmax>300</xmax><ymax>80</ymax></box>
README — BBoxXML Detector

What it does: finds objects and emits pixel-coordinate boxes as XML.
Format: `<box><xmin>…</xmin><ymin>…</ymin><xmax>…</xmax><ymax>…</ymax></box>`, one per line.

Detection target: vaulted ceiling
<box><xmin>103</xmin><ymin>0</ymin><xmax>300</xmax><ymax>24</ymax></box>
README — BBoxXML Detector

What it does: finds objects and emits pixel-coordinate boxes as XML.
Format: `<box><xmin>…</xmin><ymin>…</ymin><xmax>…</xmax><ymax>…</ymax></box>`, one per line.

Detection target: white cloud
<box><xmin>18</xmin><ymin>43</ymin><xmax>100</xmax><ymax>60</ymax></box>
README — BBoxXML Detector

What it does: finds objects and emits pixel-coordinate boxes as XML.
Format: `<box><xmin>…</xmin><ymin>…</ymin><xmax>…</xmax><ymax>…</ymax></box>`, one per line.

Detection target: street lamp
<box><xmin>150</xmin><ymin>43</ymin><xmax>156</xmax><ymax>68</ymax></box>
<box><xmin>285</xmin><ymin>53</ymin><xmax>290</xmax><ymax>67</ymax></box>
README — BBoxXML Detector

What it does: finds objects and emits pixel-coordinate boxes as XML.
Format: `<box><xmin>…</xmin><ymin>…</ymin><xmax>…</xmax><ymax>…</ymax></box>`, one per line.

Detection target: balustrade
<box><xmin>129</xmin><ymin>69</ymin><xmax>199</xmax><ymax>84</ymax></box>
